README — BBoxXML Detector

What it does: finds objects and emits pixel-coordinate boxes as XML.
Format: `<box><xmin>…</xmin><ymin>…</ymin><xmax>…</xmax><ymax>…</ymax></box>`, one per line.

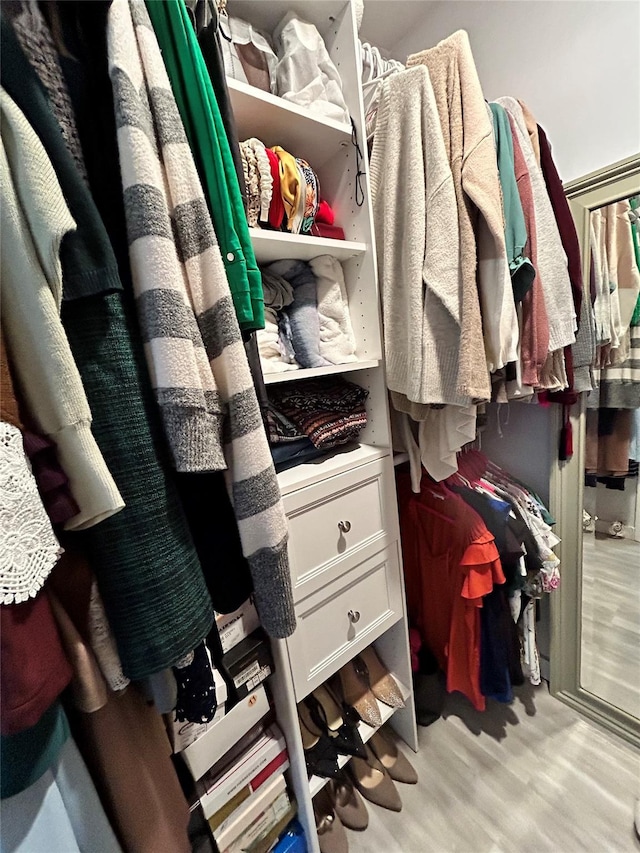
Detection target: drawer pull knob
<box><xmin>338</xmin><ymin>520</ymin><xmax>352</xmax><ymax>533</ymax></box>
<box><xmin>348</xmin><ymin>609</ymin><xmax>361</xmax><ymax>623</ymax></box>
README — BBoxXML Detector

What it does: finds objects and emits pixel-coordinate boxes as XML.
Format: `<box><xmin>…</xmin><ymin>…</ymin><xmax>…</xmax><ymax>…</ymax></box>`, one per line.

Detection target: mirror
<box><xmin>581</xmin><ymin>196</ymin><xmax>640</xmax><ymax>718</ymax></box>
<box><xmin>551</xmin><ymin>156</ymin><xmax>640</xmax><ymax>747</ymax></box>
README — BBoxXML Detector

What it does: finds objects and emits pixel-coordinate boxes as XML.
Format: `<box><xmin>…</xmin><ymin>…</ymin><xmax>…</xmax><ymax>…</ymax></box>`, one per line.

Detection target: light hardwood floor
<box><xmin>581</xmin><ymin>533</ymin><xmax>640</xmax><ymax>718</ymax></box>
<box><xmin>345</xmin><ymin>684</ymin><xmax>640</xmax><ymax>853</ymax></box>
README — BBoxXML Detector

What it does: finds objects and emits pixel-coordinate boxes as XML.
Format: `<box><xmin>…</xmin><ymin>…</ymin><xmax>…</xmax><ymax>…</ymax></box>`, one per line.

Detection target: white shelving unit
<box><xmin>217</xmin><ymin>4</ymin><xmax>418</xmax><ymax>851</ymax></box>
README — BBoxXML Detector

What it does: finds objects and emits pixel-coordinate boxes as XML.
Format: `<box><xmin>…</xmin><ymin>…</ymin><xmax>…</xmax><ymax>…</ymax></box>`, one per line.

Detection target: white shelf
<box><xmin>276</xmin><ymin>444</ymin><xmax>390</xmax><ymax>496</ymax></box>
<box><xmin>227</xmin><ymin>78</ymin><xmax>351</xmax><ymax>169</ymax></box>
<box><xmin>250</xmin><ymin>229</ymin><xmax>367</xmax><ymax>264</ymax></box>
<box><xmin>264</xmin><ymin>360</ymin><xmax>379</xmax><ymax>386</ymax></box>
<box><xmin>308</xmin><ymin>676</ymin><xmax>411</xmax><ymax>798</ymax></box>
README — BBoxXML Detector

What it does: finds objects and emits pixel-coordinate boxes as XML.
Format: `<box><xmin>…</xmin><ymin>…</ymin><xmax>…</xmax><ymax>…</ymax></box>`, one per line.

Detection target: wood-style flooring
<box><xmin>345</xmin><ymin>684</ymin><xmax>640</xmax><ymax>853</ymax></box>
<box><xmin>581</xmin><ymin>533</ymin><xmax>640</xmax><ymax>718</ymax></box>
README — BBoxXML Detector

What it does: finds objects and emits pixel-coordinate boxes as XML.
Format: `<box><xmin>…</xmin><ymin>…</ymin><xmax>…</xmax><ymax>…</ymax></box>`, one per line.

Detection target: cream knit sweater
<box><xmin>0</xmin><ymin>88</ymin><xmax>124</xmax><ymax>531</ymax></box>
<box><xmin>370</xmin><ymin>65</ymin><xmax>467</xmax><ymax>407</ymax></box>
<box><xmin>408</xmin><ymin>31</ymin><xmax>517</xmax><ymax>397</ymax></box>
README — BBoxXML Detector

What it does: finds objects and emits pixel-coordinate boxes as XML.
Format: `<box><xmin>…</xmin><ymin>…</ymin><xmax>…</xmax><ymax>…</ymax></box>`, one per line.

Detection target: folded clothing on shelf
<box><xmin>310</xmin><ymin>255</ymin><xmax>358</xmax><ymax>365</ymax></box>
<box><xmin>268</xmin><ymin>377</ymin><xmax>369</xmax><ymax>449</ymax></box>
<box><xmin>273</xmin><ymin>12</ymin><xmax>350</xmax><ymax>124</ymax></box>
<box><xmin>267</xmin><ymin>260</ymin><xmax>329</xmax><ymax>369</ymax></box>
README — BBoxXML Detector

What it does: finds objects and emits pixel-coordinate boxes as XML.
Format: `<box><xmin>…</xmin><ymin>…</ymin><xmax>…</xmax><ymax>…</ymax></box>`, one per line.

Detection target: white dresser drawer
<box><xmin>283</xmin><ymin>456</ymin><xmax>399</xmax><ymax>599</ymax></box>
<box><xmin>287</xmin><ymin>542</ymin><xmax>403</xmax><ymax>700</ymax></box>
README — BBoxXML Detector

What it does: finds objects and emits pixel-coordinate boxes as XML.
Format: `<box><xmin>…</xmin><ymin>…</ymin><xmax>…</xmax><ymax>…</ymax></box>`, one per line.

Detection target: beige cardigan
<box><xmin>370</xmin><ymin>65</ymin><xmax>467</xmax><ymax>407</ymax></box>
<box><xmin>0</xmin><ymin>88</ymin><xmax>124</xmax><ymax>531</ymax></box>
<box><xmin>408</xmin><ymin>30</ymin><xmax>517</xmax><ymax>397</ymax></box>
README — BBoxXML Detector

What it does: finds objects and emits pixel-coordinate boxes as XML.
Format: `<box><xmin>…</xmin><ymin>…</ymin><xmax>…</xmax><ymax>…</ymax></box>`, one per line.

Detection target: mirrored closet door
<box><xmin>553</xmin><ymin>156</ymin><xmax>640</xmax><ymax>747</ymax></box>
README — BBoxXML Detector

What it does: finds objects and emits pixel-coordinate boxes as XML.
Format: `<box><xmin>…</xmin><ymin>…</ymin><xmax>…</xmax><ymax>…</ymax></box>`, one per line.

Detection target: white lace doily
<box><xmin>0</xmin><ymin>422</ymin><xmax>63</xmax><ymax>604</ymax></box>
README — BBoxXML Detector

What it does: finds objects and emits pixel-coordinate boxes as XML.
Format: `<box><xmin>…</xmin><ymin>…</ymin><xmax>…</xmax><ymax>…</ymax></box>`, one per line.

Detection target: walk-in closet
<box><xmin>1</xmin><ymin>1</ymin><xmax>639</xmax><ymax>852</ymax></box>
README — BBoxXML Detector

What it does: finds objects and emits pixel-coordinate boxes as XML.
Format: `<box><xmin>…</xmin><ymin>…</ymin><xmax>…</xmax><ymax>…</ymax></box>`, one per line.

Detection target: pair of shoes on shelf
<box><xmin>337</xmin><ymin>645</ymin><xmax>405</xmax><ymax>728</ymax></box>
<box><xmin>314</xmin><ymin>772</ymin><xmax>369</xmax><ymax>853</ymax></box>
<box><xmin>313</xmin><ymin>726</ymin><xmax>419</xmax><ymax>852</ymax></box>
<box><xmin>348</xmin><ymin>727</ymin><xmax>417</xmax><ymax>813</ymax></box>
<box><xmin>298</xmin><ymin>685</ymin><xmax>367</xmax><ymax>779</ymax></box>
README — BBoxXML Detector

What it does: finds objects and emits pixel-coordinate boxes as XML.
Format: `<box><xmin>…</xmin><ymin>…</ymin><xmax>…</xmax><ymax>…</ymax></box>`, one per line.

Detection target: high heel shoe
<box><xmin>306</xmin><ymin>685</ymin><xmax>367</xmax><ymax>760</ymax></box>
<box><xmin>348</xmin><ymin>743</ymin><xmax>402</xmax><ymax>812</ymax></box>
<box><xmin>337</xmin><ymin>659</ymin><xmax>382</xmax><ymax>728</ymax></box>
<box><xmin>358</xmin><ymin>646</ymin><xmax>405</xmax><ymax>710</ymax></box>
<box><xmin>327</xmin><ymin>773</ymin><xmax>369</xmax><ymax>831</ymax></box>
<box><xmin>314</xmin><ymin>787</ymin><xmax>349</xmax><ymax>853</ymax></box>
<box><xmin>298</xmin><ymin>702</ymin><xmax>341</xmax><ymax>779</ymax></box>
<box><xmin>369</xmin><ymin>728</ymin><xmax>418</xmax><ymax>784</ymax></box>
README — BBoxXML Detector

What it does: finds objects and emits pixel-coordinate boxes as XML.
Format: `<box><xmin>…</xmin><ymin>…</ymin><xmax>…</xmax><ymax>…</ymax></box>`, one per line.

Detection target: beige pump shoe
<box><xmin>314</xmin><ymin>787</ymin><xmax>349</xmax><ymax>853</ymax></box>
<box><xmin>348</xmin><ymin>744</ymin><xmax>402</xmax><ymax>812</ymax></box>
<box><xmin>327</xmin><ymin>775</ymin><xmax>369</xmax><ymax>831</ymax></box>
<box><xmin>358</xmin><ymin>646</ymin><xmax>405</xmax><ymax>710</ymax></box>
<box><xmin>336</xmin><ymin>661</ymin><xmax>382</xmax><ymax>728</ymax></box>
<box><xmin>369</xmin><ymin>728</ymin><xmax>418</xmax><ymax>784</ymax></box>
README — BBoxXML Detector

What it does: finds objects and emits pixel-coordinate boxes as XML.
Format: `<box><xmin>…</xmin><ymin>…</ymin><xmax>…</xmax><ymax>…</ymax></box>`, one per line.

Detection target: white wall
<box><xmin>390</xmin><ymin>0</ymin><xmax>640</xmax><ymax>181</ymax></box>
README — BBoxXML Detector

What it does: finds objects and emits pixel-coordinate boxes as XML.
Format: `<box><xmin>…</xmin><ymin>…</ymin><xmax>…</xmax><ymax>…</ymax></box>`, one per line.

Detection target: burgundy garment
<box><xmin>1</xmin><ymin>593</ymin><xmax>73</xmax><ymax>735</ymax></box>
<box><xmin>265</xmin><ymin>146</ymin><xmax>284</xmax><ymax>230</ymax></box>
<box><xmin>537</xmin><ymin>124</ymin><xmax>583</xmax><ymax>324</ymax></box>
<box><xmin>22</xmin><ymin>431</ymin><xmax>79</xmax><ymax>525</ymax></box>
<box><xmin>537</xmin><ymin>125</ymin><xmax>581</xmax><ymax>401</ymax></box>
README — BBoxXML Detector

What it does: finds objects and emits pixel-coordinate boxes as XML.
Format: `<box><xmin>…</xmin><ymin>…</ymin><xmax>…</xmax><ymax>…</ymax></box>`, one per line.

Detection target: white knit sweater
<box><xmin>0</xmin><ymin>87</ymin><xmax>125</xmax><ymax>532</ymax></box>
<box><xmin>370</xmin><ymin>65</ymin><xmax>468</xmax><ymax>407</ymax></box>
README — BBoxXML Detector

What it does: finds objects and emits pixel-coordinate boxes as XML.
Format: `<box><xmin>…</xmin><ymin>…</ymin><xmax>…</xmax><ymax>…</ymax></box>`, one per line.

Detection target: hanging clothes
<box><xmin>408</xmin><ymin>31</ymin><xmax>518</xmax><ymax>387</ymax></box>
<box><xmin>1</xmin><ymin>17</ymin><xmax>216</xmax><ymax>679</ymax></box>
<box><xmin>145</xmin><ymin>0</ymin><xmax>264</xmax><ymax>332</ymax></box>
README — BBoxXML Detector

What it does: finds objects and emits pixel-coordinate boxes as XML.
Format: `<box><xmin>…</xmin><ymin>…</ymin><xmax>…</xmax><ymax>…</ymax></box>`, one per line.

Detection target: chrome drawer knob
<box><xmin>338</xmin><ymin>520</ymin><xmax>352</xmax><ymax>533</ymax></box>
<box><xmin>348</xmin><ymin>609</ymin><xmax>361</xmax><ymax>623</ymax></box>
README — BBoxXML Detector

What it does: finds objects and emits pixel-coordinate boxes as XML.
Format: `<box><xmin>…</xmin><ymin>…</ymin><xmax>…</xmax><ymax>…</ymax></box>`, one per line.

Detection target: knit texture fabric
<box><xmin>108</xmin><ymin>0</ymin><xmax>294</xmax><ymax>639</ymax></box>
<box><xmin>370</xmin><ymin>65</ymin><xmax>465</xmax><ymax>407</ymax></box>
<box><xmin>269</xmin><ymin>378</ymin><xmax>369</xmax><ymax>449</ymax></box>
<box><xmin>408</xmin><ymin>32</ymin><xmax>508</xmax><ymax>395</ymax></box>
<box><xmin>0</xmin><ymin>88</ymin><xmax>125</xmax><ymax>533</ymax></box>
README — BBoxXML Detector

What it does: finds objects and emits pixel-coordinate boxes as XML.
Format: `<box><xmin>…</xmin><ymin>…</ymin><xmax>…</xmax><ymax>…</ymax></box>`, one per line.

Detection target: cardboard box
<box><xmin>182</xmin><ymin>686</ymin><xmax>270</xmax><ymax>780</ymax></box>
<box><xmin>171</xmin><ymin>665</ymin><xmax>228</xmax><ymax>753</ymax></box>
<box><xmin>217</xmin><ymin>787</ymin><xmax>292</xmax><ymax>853</ymax></box>
<box><xmin>199</xmin><ymin>723</ymin><xmax>288</xmax><ymax>819</ymax></box>
<box><xmin>211</xmin><ymin>773</ymin><xmax>286</xmax><ymax>842</ymax></box>
<box><xmin>221</xmin><ymin>629</ymin><xmax>274</xmax><ymax>700</ymax></box>
<box><xmin>215</xmin><ymin>599</ymin><xmax>260</xmax><ymax>653</ymax></box>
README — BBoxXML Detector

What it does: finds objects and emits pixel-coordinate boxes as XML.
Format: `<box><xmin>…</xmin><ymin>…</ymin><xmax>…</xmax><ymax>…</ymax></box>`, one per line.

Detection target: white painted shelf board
<box><xmin>277</xmin><ymin>444</ymin><xmax>390</xmax><ymax>497</ymax></box>
<box><xmin>264</xmin><ymin>360</ymin><xmax>379</xmax><ymax>386</ymax></box>
<box><xmin>308</xmin><ymin>676</ymin><xmax>411</xmax><ymax>798</ymax></box>
<box><xmin>250</xmin><ymin>229</ymin><xmax>367</xmax><ymax>264</ymax></box>
<box><xmin>227</xmin><ymin>78</ymin><xmax>351</xmax><ymax>167</ymax></box>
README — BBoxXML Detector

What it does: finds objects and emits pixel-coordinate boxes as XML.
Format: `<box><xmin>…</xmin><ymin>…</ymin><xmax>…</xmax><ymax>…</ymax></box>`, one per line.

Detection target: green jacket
<box><xmin>146</xmin><ymin>0</ymin><xmax>264</xmax><ymax>331</ymax></box>
<box><xmin>490</xmin><ymin>102</ymin><xmax>535</xmax><ymax>303</ymax></box>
